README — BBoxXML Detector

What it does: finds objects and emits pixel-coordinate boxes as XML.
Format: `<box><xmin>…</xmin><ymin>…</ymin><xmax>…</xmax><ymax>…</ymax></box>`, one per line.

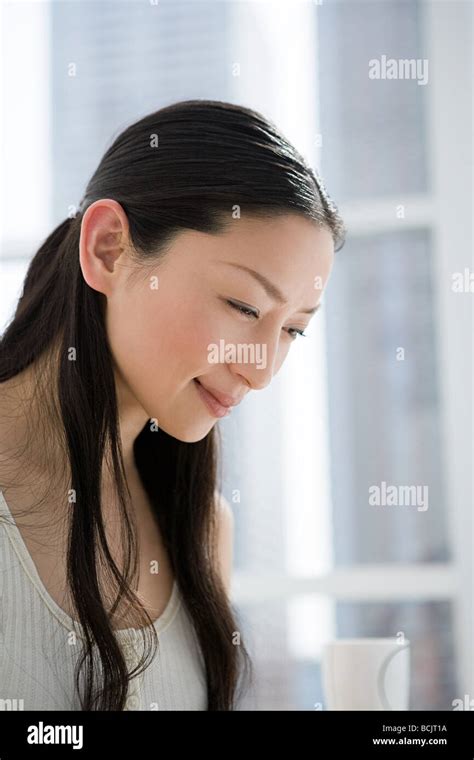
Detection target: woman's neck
<box><xmin>0</xmin><ymin>357</ymin><xmax>149</xmax><ymax>504</ymax></box>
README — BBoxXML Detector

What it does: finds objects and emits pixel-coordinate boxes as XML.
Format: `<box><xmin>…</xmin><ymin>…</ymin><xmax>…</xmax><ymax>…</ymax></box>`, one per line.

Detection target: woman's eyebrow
<box><xmin>219</xmin><ymin>261</ymin><xmax>321</xmax><ymax>315</ymax></box>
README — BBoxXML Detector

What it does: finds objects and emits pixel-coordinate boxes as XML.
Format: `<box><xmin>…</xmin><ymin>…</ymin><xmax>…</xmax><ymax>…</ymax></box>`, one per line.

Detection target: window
<box><xmin>224</xmin><ymin>0</ymin><xmax>472</xmax><ymax>711</ymax></box>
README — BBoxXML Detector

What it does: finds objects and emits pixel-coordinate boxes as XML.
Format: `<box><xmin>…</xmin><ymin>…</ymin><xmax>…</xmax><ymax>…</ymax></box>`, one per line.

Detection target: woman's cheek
<box><xmin>153</xmin><ymin>308</ymin><xmax>212</xmax><ymax>370</ymax></box>
<box><xmin>180</xmin><ymin>302</ymin><xmax>225</xmax><ymax>354</ymax></box>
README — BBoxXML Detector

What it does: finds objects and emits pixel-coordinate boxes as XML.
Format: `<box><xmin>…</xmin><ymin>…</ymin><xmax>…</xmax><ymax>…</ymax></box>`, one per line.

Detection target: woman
<box><xmin>0</xmin><ymin>99</ymin><xmax>345</xmax><ymax>711</ymax></box>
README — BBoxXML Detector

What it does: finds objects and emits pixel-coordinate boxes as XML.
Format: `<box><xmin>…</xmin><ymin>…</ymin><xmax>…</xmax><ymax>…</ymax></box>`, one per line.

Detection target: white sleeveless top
<box><xmin>0</xmin><ymin>489</ymin><xmax>208</xmax><ymax>710</ymax></box>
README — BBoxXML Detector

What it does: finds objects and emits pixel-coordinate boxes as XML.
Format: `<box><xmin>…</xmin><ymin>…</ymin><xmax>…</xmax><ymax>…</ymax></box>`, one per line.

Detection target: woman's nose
<box><xmin>230</xmin><ymin>336</ymin><xmax>282</xmax><ymax>391</ymax></box>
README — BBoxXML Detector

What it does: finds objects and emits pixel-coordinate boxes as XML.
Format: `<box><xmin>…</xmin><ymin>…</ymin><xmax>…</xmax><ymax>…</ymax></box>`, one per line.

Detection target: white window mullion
<box><xmin>233</xmin><ymin>563</ymin><xmax>456</xmax><ymax>605</ymax></box>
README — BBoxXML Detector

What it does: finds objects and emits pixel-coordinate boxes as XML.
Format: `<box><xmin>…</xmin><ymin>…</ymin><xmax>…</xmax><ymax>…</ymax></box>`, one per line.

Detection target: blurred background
<box><xmin>0</xmin><ymin>0</ymin><xmax>472</xmax><ymax>710</ymax></box>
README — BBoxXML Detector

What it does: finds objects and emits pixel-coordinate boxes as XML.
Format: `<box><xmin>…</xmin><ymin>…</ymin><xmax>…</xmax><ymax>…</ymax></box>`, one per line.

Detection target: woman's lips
<box><xmin>193</xmin><ymin>379</ymin><xmax>232</xmax><ymax>418</ymax></box>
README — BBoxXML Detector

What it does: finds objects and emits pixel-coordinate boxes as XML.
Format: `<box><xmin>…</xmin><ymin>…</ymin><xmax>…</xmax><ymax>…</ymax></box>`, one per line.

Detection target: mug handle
<box><xmin>376</xmin><ymin>642</ymin><xmax>410</xmax><ymax>710</ymax></box>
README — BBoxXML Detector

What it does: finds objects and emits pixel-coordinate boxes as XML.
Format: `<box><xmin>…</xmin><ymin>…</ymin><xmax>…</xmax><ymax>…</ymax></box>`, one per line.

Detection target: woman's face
<box><xmin>80</xmin><ymin>202</ymin><xmax>334</xmax><ymax>442</ymax></box>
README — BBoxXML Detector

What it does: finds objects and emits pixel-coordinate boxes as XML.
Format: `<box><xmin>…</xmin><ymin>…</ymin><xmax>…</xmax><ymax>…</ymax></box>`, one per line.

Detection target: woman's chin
<box><xmin>158</xmin><ymin>418</ymin><xmax>215</xmax><ymax>443</ymax></box>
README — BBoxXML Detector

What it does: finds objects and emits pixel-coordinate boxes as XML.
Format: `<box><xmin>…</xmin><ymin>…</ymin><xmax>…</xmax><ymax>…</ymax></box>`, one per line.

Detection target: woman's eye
<box><xmin>286</xmin><ymin>328</ymin><xmax>307</xmax><ymax>340</ymax></box>
<box><xmin>226</xmin><ymin>299</ymin><xmax>308</xmax><ymax>340</ymax></box>
<box><xmin>226</xmin><ymin>299</ymin><xmax>259</xmax><ymax>319</ymax></box>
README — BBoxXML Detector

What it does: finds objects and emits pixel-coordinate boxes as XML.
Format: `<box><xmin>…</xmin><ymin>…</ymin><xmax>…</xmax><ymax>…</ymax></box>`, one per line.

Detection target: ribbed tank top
<box><xmin>0</xmin><ymin>489</ymin><xmax>207</xmax><ymax>710</ymax></box>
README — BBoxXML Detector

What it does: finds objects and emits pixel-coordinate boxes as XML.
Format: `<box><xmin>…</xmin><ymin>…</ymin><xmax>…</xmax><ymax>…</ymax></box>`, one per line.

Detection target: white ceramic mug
<box><xmin>321</xmin><ymin>638</ymin><xmax>410</xmax><ymax>710</ymax></box>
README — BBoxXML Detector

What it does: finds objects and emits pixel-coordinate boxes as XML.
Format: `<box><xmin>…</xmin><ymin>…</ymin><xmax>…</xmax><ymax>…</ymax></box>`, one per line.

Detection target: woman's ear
<box><xmin>79</xmin><ymin>199</ymin><xmax>131</xmax><ymax>294</ymax></box>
